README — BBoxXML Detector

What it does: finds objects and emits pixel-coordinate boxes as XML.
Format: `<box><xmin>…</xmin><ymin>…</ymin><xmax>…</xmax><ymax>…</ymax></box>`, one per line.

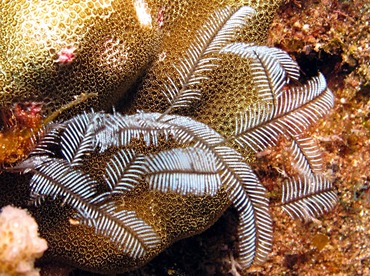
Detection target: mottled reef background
<box><xmin>65</xmin><ymin>0</ymin><xmax>370</xmax><ymax>275</ymax></box>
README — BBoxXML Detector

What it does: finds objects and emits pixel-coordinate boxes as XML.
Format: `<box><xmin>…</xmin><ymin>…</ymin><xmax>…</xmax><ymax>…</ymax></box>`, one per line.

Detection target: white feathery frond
<box><xmin>220</xmin><ymin>43</ymin><xmax>300</xmax><ymax>101</ymax></box>
<box><xmin>84</xmin><ymin>112</ymin><xmax>225</xmax><ymax>153</ymax></box>
<box><xmin>232</xmin><ymin>73</ymin><xmax>334</xmax><ymax>153</ymax></box>
<box><xmin>228</xmin><ymin>181</ymin><xmax>257</xmax><ymax>267</ymax></box>
<box><xmin>27</xmin><ymin>158</ymin><xmax>97</xmax><ymax>208</ymax></box>
<box><xmin>159</xmin><ymin>113</ymin><xmax>225</xmax><ymax>146</ymax></box>
<box><xmin>205</xmin><ymin>6</ymin><xmax>256</xmax><ymax>54</ymax></box>
<box><xmin>61</xmin><ymin>113</ymin><xmax>97</xmax><ymax>166</ymax></box>
<box><xmin>152</xmin><ymin>114</ymin><xmax>273</xmax><ymax>265</ymax></box>
<box><xmin>288</xmin><ymin>135</ymin><xmax>323</xmax><ymax>175</ymax></box>
<box><xmin>24</xmin><ymin>144</ymin><xmax>159</xmax><ymax>259</ymax></box>
<box><xmin>273</xmin><ymin>86</ymin><xmax>334</xmax><ymax>138</ymax></box>
<box><xmin>30</xmin><ymin>123</ymin><xmax>65</xmax><ymax>156</ymax></box>
<box><xmin>76</xmin><ymin>201</ymin><xmax>160</xmax><ymax>259</ymax></box>
<box><xmin>234</xmin><ymin>102</ymin><xmax>274</xmax><ymax>136</ymax></box>
<box><xmin>94</xmin><ymin>112</ymin><xmax>177</xmax><ymax>151</ymax></box>
<box><xmin>231</xmin><ymin>162</ymin><xmax>272</xmax><ymax>265</ymax></box>
<box><xmin>161</xmin><ymin>6</ymin><xmax>256</xmax><ymax>115</ymax></box>
<box><xmin>104</xmin><ymin>149</ymin><xmax>146</xmax><ymax>193</ymax></box>
<box><xmin>275</xmin><ymin>72</ymin><xmax>329</xmax><ymax>114</ymax></box>
<box><xmin>146</xmin><ymin>147</ymin><xmax>222</xmax><ymax>196</ymax></box>
<box><xmin>281</xmin><ymin>175</ymin><xmax>337</xmax><ymax>222</ymax></box>
<box><xmin>249</xmin><ymin>50</ymin><xmax>289</xmax><ymax>102</ymax></box>
<box><xmin>213</xmin><ymin>146</ymin><xmax>272</xmax><ymax>266</ymax></box>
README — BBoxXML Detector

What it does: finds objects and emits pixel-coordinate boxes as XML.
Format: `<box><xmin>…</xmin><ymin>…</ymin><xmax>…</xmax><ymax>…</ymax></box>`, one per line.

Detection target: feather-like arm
<box><xmin>232</xmin><ymin>73</ymin><xmax>333</xmax><ymax>152</ymax></box>
<box><xmin>288</xmin><ymin>135</ymin><xmax>323</xmax><ymax>175</ymax></box>
<box><xmin>146</xmin><ymin>147</ymin><xmax>222</xmax><ymax>196</ymax></box>
<box><xmin>21</xmin><ymin>155</ymin><xmax>159</xmax><ymax>259</ymax></box>
<box><xmin>61</xmin><ymin>112</ymin><xmax>97</xmax><ymax>166</ymax></box>
<box><xmin>160</xmin><ymin>6</ymin><xmax>256</xmax><ymax>116</ymax></box>
<box><xmin>76</xmin><ymin>201</ymin><xmax>160</xmax><ymax>259</ymax></box>
<box><xmin>212</xmin><ymin>146</ymin><xmax>272</xmax><ymax>266</ymax></box>
<box><xmin>26</xmin><ymin>157</ymin><xmax>97</xmax><ymax>208</ymax></box>
<box><xmin>158</xmin><ymin>114</ymin><xmax>273</xmax><ymax>265</ymax></box>
<box><xmin>104</xmin><ymin>148</ymin><xmax>146</xmax><ymax>193</ymax></box>
<box><xmin>30</xmin><ymin>123</ymin><xmax>65</xmax><ymax>157</ymax></box>
<box><xmin>220</xmin><ymin>43</ymin><xmax>300</xmax><ymax>102</ymax></box>
<box><xmin>98</xmin><ymin>112</ymin><xmax>273</xmax><ymax>265</ymax></box>
<box><xmin>281</xmin><ymin>175</ymin><xmax>337</xmax><ymax>222</ymax></box>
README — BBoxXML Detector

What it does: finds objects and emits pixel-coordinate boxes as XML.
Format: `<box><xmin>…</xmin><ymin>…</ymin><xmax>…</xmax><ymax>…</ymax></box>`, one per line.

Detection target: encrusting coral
<box><xmin>0</xmin><ymin>205</ymin><xmax>48</xmax><ymax>276</ymax></box>
<box><xmin>0</xmin><ymin>0</ymin><xmax>338</xmax><ymax>275</ymax></box>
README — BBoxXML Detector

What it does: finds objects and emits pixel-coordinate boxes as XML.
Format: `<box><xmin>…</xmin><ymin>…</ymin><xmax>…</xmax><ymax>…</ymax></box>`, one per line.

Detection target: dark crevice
<box><xmin>288</xmin><ymin>49</ymin><xmax>357</xmax><ymax>89</ymax></box>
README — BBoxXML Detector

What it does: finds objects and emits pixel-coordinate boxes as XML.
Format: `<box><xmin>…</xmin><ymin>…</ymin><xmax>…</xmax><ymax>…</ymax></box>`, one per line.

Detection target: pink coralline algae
<box><xmin>56</xmin><ymin>47</ymin><xmax>76</xmax><ymax>64</ymax></box>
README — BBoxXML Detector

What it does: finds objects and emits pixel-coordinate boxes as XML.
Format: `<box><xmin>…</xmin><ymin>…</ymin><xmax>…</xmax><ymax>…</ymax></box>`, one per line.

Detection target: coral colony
<box><xmin>0</xmin><ymin>0</ymin><xmax>337</xmax><ymax>274</ymax></box>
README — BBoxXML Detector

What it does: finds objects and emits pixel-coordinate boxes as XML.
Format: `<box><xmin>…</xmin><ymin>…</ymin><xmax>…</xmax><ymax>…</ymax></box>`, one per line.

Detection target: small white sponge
<box><xmin>0</xmin><ymin>206</ymin><xmax>48</xmax><ymax>276</ymax></box>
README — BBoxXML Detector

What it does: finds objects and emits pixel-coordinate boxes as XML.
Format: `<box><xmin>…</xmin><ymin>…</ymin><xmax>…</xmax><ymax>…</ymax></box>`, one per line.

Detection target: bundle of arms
<box><xmin>0</xmin><ymin>0</ymin><xmax>337</xmax><ymax>274</ymax></box>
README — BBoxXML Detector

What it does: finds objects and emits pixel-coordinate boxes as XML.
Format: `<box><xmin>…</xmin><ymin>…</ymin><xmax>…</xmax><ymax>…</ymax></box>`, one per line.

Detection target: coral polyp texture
<box><xmin>0</xmin><ymin>0</ymin><xmax>160</xmax><ymax>114</ymax></box>
<box><xmin>0</xmin><ymin>0</ymin><xmax>338</xmax><ymax>275</ymax></box>
<box><xmin>0</xmin><ymin>205</ymin><xmax>48</xmax><ymax>276</ymax></box>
